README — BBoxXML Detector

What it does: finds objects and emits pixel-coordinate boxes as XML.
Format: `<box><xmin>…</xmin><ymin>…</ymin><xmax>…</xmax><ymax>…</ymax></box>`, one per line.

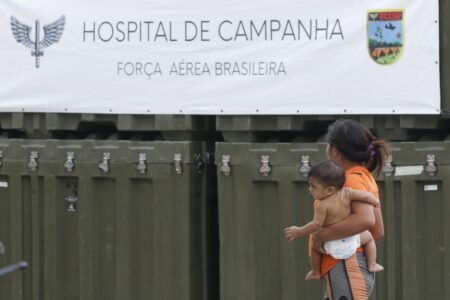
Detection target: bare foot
<box><xmin>305</xmin><ymin>270</ymin><xmax>321</xmax><ymax>280</ymax></box>
<box><xmin>368</xmin><ymin>263</ymin><xmax>384</xmax><ymax>273</ymax></box>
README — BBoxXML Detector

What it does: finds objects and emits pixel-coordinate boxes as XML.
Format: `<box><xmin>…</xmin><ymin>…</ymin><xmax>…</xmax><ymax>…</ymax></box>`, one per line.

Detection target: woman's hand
<box><xmin>314</xmin><ymin>201</ymin><xmax>375</xmax><ymax>241</ymax></box>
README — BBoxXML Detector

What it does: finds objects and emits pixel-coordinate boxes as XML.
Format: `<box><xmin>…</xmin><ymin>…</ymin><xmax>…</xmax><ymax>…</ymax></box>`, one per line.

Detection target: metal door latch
<box><xmin>260</xmin><ymin>155</ymin><xmax>271</xmax><ymax>176</ymax></box>
<box><xmin>194</xmin><ymin>154</ymin><xmax>205</xmax><ymax>174</ymax></box>
<box><xmin>174</xmin><ymin>154</ymin><xmax>182</xmax><ymax>175</ymax></box>
<box><xmin>98</xmin><ymin>152</ymin><xmax>111</xmax><ymax>174</ymax></box>
<box><xmin>64</xmin><ymin>152</ymin><xmax>75</xmax><ymax>172</ymax></box>
<box><xmin>424</xmin><ymin>154</ymin><xmax>437</xmax><ymax>176</ymax></box>
<box><xmin>136</xmin><ymin>153</ymin><xmax>147</xmax><ymax>174</ymax></box>
<box><xmin>0</xmin><ymin>151</ymin><xmax>3</xmax><ymax>168</ymax></box>
<box><xmin>382</xmin><ymin>155</ymin><xmax>394</xmax><ymax>176</ymax></box>
<box><xmin>65</xmin><ymin>193</ymin><xmax>78</xmax><ymax>212</ymax></box>
<box><xmin>27</xmin><ymin>151</ymin><xmax>39</xmax><ymax>171</ymax></box>
<box><xmin>220</xmin><ymin>155</ymin><xmax>231</xmax><ymax>176</ymax></box>
<box><xmin>299</xmin><ymin>155</ymin><xmax>311</xmax><ymax>177</ymax></box>
<box><xmin>65</xmin><ymin>182</ymin><xmax>78</xmax><ymax>212</ymax></box>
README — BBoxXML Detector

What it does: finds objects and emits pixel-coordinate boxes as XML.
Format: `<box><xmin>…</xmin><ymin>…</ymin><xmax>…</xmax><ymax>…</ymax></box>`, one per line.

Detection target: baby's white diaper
<box><xmin>324</xmin><ymin>234</ymin><xmax>361</xmax><ymax>260</ymax></box>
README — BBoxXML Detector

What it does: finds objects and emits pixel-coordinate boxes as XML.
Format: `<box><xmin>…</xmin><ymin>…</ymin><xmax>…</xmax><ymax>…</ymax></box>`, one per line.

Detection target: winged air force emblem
<box><xmin>10</xmin><ymin>15</ymin><xmax>65</xmax><ymax>68</ymax></box>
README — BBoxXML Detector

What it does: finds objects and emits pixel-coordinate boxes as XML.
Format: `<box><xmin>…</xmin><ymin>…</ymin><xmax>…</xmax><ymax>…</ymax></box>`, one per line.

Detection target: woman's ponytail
<box><xmin>367</xmin><ymin>139</ymin><xmax>391</xmax><ymax>177</ymax></box>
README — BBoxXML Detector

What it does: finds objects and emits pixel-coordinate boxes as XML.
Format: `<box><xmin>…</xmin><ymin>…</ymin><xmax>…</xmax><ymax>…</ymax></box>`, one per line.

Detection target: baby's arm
<box><xmin>348</xmin><ymin>188</ymin><xmax>380</xmax><ymax>207</ymax></box>
<box><xmin>285</xmin><ymin>204</ymin><xmax>326</xmax><ymax>242</ymax></box>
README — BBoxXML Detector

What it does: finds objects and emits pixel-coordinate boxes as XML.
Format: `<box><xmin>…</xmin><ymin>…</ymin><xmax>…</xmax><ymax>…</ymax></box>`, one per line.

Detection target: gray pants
<box><xmin>323</xmin><ymin>252</ymin><xmax>375</xmax><ymax>300</ymax></box>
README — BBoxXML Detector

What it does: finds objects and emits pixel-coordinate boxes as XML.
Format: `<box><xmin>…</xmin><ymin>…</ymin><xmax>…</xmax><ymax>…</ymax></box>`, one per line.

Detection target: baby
<box><xmin>284</xmin><ymin>160</ymin><xmax>384</xmax><ymax>280</ymax></box>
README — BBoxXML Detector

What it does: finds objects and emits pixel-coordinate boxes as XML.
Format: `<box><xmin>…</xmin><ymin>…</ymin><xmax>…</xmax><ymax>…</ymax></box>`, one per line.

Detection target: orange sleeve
<box><xmin>345</xmin><ymin>174</ymin><xmax>368</xmax><ymax>191</ymax></box>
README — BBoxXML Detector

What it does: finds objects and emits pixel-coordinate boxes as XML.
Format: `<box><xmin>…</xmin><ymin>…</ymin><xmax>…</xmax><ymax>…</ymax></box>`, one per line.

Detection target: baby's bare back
<box><xmin>318</xmin><ymin>188</ymin><xmax>353</xmax><ymax>226</ymax></box>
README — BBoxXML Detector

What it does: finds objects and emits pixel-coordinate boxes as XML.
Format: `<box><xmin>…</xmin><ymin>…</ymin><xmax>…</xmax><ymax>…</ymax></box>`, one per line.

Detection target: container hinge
<box><xmin>299</xmin><ymin>155</ymin><xmax>311</xmax><ymax>177</ymax></box>
<box><xmin>65</xmin><ymin>182</ymin><xmax>78</xmax><ymax>212</ymax></box>
<box><xmin>136</xmin><ymin>153</ymin><xmax>147</xmax><ymax>174</ymax></box>
<box><xmin>260</xmin><ymin>155</ymin><xmax>271</xmax><ymax>176</ymax></box>
<box><xmin>424</xmin><ymin>154</ymin><xmax>437</xmax><ymax>176</ymax></box>
<box><xmin>220</xmin><ymin>155</ymin><xmax>231</xmax><ymax>176</ymax></box>
<box><xmin>382</xmin><ymin>155</ymin><xmax>394</xmax><ymax>176</ymax></box>
<box><xmin>64</xmin><ymin>152</ymin><xmax>75</xmax><ymax>172</ymax></box>
<box><xmin>174</xmin><ymin>154</ymin><xmax>182</xmax><ymax>175</ymax></box>
<box><xmin>194</xmin><ymin>154</ymin><xmax>205</xmax><ymax>174</ymax></box>
<box><xmin>98</xmin><ymin>152</ymin><xmax>111</xmax><ymax>174</ymax></box>
<box><xmin>27</xmin><ymin>151</ymin><xmax>39</xmax><ymax>171</ymax></box>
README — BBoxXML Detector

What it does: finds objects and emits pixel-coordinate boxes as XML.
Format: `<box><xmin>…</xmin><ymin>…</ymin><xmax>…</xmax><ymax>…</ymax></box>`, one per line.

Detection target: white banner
<box><xmin>0</xmin><ymin>0</ymin><xmax>440</xmax><ymax>115</ymax></box>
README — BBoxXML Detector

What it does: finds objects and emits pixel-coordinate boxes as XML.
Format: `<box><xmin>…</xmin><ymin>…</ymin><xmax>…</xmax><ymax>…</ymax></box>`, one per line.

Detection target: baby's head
<box><xmin>307</xmin><ymin>160</ymin><xmax>345</xmax><ymax>200</ymax></box>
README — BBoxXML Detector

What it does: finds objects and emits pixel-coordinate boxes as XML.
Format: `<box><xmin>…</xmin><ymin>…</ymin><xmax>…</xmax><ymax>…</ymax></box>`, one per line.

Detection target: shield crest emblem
<box><xmin>367</xmin><ymin>10</ymin><xmax>404</xmax><ymax>65</ymax></box>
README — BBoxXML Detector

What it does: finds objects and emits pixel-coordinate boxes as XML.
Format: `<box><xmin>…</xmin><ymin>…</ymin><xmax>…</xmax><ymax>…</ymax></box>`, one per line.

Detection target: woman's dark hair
<box><xmin>308</xmin><ymin>160</ymin><xmax>346</xmax><ymax>189</ymax></box>
<box><xmin>326</xmin><ymin>119</ymin><xmax>391</xmax><ymax>177</ymax></box>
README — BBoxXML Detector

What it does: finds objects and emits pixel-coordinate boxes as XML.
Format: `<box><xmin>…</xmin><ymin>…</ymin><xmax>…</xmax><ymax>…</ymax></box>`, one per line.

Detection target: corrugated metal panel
<box><xmin>0</xmin><ymin>139</ymin><xmax>215</xmax><ymax>300</ymax></box>
<box><xmin>215</xmin><ymin>141</ymin><xmax>450</xmax><ymax>300</ymax></box>
<box><xmin>215</xmin><ymin>143</ymin><xmax>326</xmax><ymax>300</ymax></box>
<box><xmin>374</xmin><ymin>172</ymin><xmax>449</xmax><ymax>300</ymax></box>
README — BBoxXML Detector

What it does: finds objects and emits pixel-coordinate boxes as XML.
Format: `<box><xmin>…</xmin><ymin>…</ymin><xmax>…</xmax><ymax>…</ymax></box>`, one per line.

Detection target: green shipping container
<box><xmin>0</xmin><ymin>139</ymin><xmax>216</xmax><ymax>300</ymax></box>
<box><xmin>215</xmin><ymin>141</ymin><xmax>450</xmax><ymax>300</ymax></box>
<box><xmin>0</xmin><ymin>113</ymin><xmax>215</xmax><ymax>141</ymax></box>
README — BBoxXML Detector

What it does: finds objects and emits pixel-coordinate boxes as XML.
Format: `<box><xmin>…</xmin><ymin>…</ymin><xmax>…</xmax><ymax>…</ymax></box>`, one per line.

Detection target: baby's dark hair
<box><xmin>308</xmin><ymin>161</ymin><xmax>346</xmax><ymax>189</ymax></box>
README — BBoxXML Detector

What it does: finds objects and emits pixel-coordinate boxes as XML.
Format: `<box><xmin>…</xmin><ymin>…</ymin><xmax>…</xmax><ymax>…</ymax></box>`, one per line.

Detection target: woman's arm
<box><xmin>371</xmin><ymin>207</ymin><xmax>384</xmax><ymax>241</ymax></box>
<box><xmin>312</xmin><ymin>201</ymin><xmax>375</xmax><ymax>243</ymax></box>
<box><xmin>349</xmin><ymin>189</ymin><xmax>380</xmax><ymax>207</ymax></box>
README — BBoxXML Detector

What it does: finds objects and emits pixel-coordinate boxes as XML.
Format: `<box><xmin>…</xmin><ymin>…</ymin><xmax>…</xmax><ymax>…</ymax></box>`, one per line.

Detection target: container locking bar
<box><xmin>299</xmin><ymin>155</ymin><xmax>311</xmax><ymax>177</ymax></box>
<box><xmin>259</xmin><ymin>155</ymin><xmax>271</xmax><ymax>176</ymax></box>
<box><xmin>64</xmin><ymin>152</ymin><xmax>75</xmax><ymax>172</ymax></box>
<box><xmin>137</xmin><ymin>153</ymin><xmax>147</xmax><ymax>174</ymax></box>
<box><xmin>382</xmin><ymin>155</ymin><xmax>394</xmax><ymax>176</ymax></box>
<box><xmin>98</xmin><ymin>152</ymin><xmax>111</xmax><ymax>174</ymax></box>
<box><xmin>220</xmin><ymin>155</ymin><xmax>231</xmax><ymax>176</ymax></box>
<box><xmin>27</xmin><ymin>151</ymin><xmax>39</xmax><ymax>171</ymax></box>
<box><xmin>424</xmin><ymin>154</ymin><xmax>437</xmax><ymax>176</ymax></box>
<box><xmin>0</xmin><ymin>151</ymin><xmax>2</xmax><ymax>168</ymax></box>
<box><xmin>174</xmin><ymin>154</ymin><xmax>182</xmax><ymax>175</ymax></box>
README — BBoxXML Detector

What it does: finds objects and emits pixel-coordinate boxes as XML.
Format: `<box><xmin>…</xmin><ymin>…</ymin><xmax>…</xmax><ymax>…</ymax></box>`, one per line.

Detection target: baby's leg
<box><xmin>360</xmin><ymin>230</ymin><xmax>384</xmax><ymax>273</ymax></box>
<box><xmin>305</xmin><ymin>248</ymin><xmax>322</xmax><ymax>280</ymax></box>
